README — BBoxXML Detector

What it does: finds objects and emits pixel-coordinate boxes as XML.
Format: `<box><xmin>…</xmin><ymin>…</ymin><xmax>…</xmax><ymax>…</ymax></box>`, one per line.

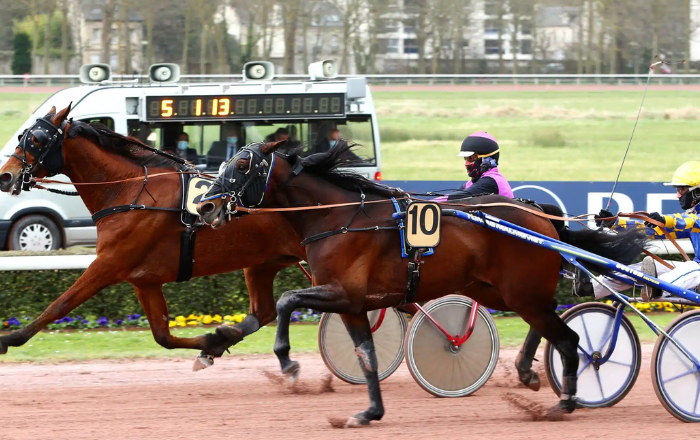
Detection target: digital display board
<box><xmin>145</xmin><ymin>93</ymin><xmax>346</xmax><ymax>121</ymax></box>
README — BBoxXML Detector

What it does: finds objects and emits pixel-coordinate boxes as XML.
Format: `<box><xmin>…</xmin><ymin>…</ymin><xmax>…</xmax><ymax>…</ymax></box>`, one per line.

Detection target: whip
<box><xmin>605</xmin><ymin>56</ymin><xmax>685</xmax><ymax>210</ymax></box>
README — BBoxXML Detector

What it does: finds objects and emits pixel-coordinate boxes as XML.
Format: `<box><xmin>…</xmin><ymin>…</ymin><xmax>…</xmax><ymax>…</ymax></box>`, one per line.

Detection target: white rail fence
<box><xmin>3</xmin><ymin>74</ymin><xmax>700</xmax><ymax>87</ymax></box>
<box><xmin>0</xmin><ymin>240</ymin><xmax>691</xmax><ymax>271</ymax></box>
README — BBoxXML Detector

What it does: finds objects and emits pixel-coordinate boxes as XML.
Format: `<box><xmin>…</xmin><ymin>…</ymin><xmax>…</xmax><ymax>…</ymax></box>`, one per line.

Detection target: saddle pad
<box><xmin>391</xmin><ymin>198</ymin><xmax>434</xmax><ymax>258</ymax></box>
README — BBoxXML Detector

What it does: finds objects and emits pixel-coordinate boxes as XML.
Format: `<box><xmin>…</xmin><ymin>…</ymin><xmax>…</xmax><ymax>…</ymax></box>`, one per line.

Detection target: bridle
<box><xmin>202</xmin><ymin>142</ymin><xmax>285</xmax><ymax>216</ymax></box>
<box><xmin>10</xmin><ymin>115</ymin><xmax>69</xmax><ymax>195</ymax></box>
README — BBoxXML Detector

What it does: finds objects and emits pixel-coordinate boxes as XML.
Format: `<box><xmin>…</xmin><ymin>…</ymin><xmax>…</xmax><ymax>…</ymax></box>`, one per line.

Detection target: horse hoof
<box><xmin>551</xmin><ymin>399</ymin><xmax>576</xmax><ymax>415</ymax></box>
<box><xmin>0</xmin><ymin>341</ymin><xmax>7</xmax><ymax>355</ymax></box>
<box><xmin>517</xmin><ymin>369</ymin><xmax>541</xmax><ymax>392</ymax></box>
<box><xmin>192</xmin><ymin>353</ymin><xmax>214</xmax><ymax>372</ymax></box>
<box><xmin>328</xmin><ymin>416</ymin><xmax>369</xmax><ymax>429</ymax></box>
<box><xmin>282</xmin><ymin>360</ymin><xmax>300</xmax><ymax>380</ymax></box>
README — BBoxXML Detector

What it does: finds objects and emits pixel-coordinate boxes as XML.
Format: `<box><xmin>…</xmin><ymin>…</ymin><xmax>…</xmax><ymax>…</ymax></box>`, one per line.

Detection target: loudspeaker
<box><xmin>243</xmin><ymin>61</ymin><xmax>275</xmax><ymax>81</ymax></box>
<box><xmin>79</xmin><ymin>64</ymin><xmax>112</xmax><ymax>83</ymax></box>
<box><xmin>148</xmin><ymin>63</ymin><xmax>181</xmax><ymax>83</ymax></box>
<box><xmin>308</xmin><ymin>60</ymin><xmax>337</xmax><ymax>80</ymax></box>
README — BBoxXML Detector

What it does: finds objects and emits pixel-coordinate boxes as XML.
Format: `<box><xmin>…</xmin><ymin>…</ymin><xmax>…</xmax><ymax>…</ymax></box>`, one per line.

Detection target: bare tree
<box><xmin>61</xmin><ymin>0</ymin><xmax>69</xmax><ymax>74</ymax></box>
<box><xmin>101</xmin><ymin>0</ymin><xmax>116</xmax><ymax>65</ymax></box>
<box><xmin>510</xmin><ymin>0</ymin><xmax>523</xmax><ymax>74</ymax></box>
<box><xmin>281</xmin><ymin>0</ymin><xmax>301</xmax><ymax>73</ymax></box>
<box><xmin>495</xmin><ymin>0</ymin><xmax>506</xmax><ymax>74</ymax></box>
<box><xmin>451</xmin><ymin>0</ymin><xmax>471</xmax><ymax>74</ymax></box>
<box><xmin>44</xmin><ymin>0</ymin><xmax>56</xmax><ymax>74</ymax></box>
<box><xmin>29</xmin><ymin>0</ymin><xmax>39</xmax><ymax>73</ymax></box>
<box><xmin>330</xmin><ymin>0</ymin><xmax>360</xmax><ymax>73</ymax></box>
<box><xmin>180</xmin><ymin>0</ymin><xmax>192</xmax><ymax>73</ymax></box>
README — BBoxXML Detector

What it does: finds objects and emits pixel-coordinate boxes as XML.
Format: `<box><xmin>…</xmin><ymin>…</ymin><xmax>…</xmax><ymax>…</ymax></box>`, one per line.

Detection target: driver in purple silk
<box><xmin>433</xmin><ymin>131</ymin><xmax>514</xmax><ymax>202</ymax></box>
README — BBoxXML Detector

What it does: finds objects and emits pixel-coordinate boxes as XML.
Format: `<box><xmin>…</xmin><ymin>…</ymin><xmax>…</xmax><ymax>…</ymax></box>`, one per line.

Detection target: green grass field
<box><xmin>0</xmin><ymin>313</ymin><xmax>677</xmax><ymax>363</ymax></box>
<box><xmin>1</xmin><ymin>89</ymin><xmax>698</xmax><ymax>181</ymax></box>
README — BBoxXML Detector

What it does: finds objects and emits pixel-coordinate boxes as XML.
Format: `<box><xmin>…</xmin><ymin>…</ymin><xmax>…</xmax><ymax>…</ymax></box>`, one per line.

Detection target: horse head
<box><xmin>0</xmin><ymin>104</ymin><xmax>72</xmax><ymax>194</ymax></box>
<box><xmin>197</xmin><ymin>139</ymin><xmax>287</xmax><ymax>228</ymax></box>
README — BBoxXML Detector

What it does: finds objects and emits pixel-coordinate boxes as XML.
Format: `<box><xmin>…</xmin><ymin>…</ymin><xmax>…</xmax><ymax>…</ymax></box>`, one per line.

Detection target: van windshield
<box><xmin>128</xmin><ymin>115</ymin><xmax>376</xmax><ymax>172</ymax></box>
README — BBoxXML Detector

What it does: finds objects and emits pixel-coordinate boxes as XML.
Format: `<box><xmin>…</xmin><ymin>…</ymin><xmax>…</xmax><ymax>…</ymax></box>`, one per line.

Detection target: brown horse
<box><xmin>197</xmin><ymin>142</ymin><xmax>648</xmax><ymax>426</ymax></box>
<box><xmin>0</xmin><ymin>104</ymin><xmax>306</xmax><ymax>362</ymax></box>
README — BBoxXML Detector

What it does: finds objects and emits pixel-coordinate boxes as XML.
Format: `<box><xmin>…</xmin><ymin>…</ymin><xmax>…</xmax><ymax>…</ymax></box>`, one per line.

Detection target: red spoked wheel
<box><xmin>404</xmin><ymin>295</ymin><xmax>499</xmax><ymax>397</ymax></box>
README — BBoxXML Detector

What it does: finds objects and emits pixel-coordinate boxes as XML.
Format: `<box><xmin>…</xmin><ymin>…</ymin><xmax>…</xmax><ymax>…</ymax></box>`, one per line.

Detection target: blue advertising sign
<box><xmin>382</xmin><ymin>181</ymin><xmax>681</xmax><ymax>230</ymax></box>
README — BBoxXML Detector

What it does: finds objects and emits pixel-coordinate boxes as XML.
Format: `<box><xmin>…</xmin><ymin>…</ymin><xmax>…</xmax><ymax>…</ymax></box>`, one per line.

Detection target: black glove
<box><xmin>644</xmin><ymin>212</ymin><xmax>665</xmax><ymax>228</ymax></box>
<box><xmin>594</xmin><ymin>209</ymin><xmax>616</xmax><ymax>228</ymax></box>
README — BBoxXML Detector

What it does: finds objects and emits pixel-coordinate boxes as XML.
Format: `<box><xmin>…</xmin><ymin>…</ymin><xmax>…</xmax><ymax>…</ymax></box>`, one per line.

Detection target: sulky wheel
<box><xmin>651</xmin><ymin>309</ymin><xmax>700</xmax><ymax>423</ymax></box>
<box><xmin>404</xmin><ymin>295</ymin><xmax>499</xmax><ymax>398</ymax></box>
<box><xmin>318</xmin><ymin>308</ymin><xmax>407</xmax><ymax>385</ymax></box>
<box><xmin>544</xmin><ymin>302</ymin><xmax>641</xmax><ymax>408</ymax></box>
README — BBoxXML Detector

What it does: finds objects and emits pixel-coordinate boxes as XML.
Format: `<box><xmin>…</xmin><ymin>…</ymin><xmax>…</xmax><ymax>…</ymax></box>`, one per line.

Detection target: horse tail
<box><xmin>538</xmin><ymin>203</ymin><xmax>649</xmax><ymax>266</ymax></box>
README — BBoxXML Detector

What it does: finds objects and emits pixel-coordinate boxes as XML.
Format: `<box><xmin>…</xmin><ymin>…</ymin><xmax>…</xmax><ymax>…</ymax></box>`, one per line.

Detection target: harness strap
<box><xmin>176</xmin><ymin>225</ymin><xmax>197</xmax><ymax>283</ymax></box>
<box><xmin>34</xmin><ymin>184</ymin><xmax>80</xmax><ymax>196</ymax></box>
<box><xmin>301</xmin><ymin>225</ymin><xmax>400</xmax><ymax>246</ymax></box>
<box><xmin>92</xmin><ymin>205</ymin><xmax>182</xmax><ymax>223</ymax></box>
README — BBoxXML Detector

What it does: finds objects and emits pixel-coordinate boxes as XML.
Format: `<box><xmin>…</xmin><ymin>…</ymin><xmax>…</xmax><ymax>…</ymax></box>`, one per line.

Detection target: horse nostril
<box><xmin>0</xmin><ymin>172</ymin><xmax>13</xmax><ymax>184</ymax></box>
<box><xmin>199</xmin><ymin>202</ymin><xmax>215</xmax><ymax>215</ymax></box>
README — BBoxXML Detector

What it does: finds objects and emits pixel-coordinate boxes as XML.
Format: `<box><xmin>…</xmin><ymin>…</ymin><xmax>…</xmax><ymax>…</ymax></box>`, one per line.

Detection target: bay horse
<box><xmin>197</xmin><ymin>141</ymin><xmax>648</xmax><ymax>426</ymax></box>
<box><xmin>0</xmin><ymin>104</ymin><xmax>307</xmax><ymax>363</ymax></box>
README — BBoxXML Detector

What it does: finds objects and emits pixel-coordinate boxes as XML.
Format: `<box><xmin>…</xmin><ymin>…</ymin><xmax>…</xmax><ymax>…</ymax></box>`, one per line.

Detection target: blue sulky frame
<box><xmin>393</xmin><ymin>207</ymin><xmax>700</xmax><ymax>373</ymax></box>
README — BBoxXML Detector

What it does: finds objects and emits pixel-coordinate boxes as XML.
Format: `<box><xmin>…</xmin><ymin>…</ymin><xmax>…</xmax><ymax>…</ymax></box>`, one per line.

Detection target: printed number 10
<box><xmin>409</xmin><ymin>204</ymin><xmax>439</xmax><ymax>235</ymax></box>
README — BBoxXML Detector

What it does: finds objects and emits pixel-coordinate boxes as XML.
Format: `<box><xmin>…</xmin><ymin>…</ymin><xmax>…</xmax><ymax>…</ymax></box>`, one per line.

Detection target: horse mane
<box><xmin>67</xmin><ymin>121</ymin><xmax>185</xmax><ymax>170</ymax></box>
<box><xmin>287</xmin><ymin>143</ymin><xmax>404</xmax><ymax>198</ymax></box>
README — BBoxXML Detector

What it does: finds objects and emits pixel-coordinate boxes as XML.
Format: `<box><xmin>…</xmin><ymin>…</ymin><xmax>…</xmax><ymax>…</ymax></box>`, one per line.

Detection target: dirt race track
<box><xmin>1</xmin><ymin>345</ymin><xmax>696</xmax><ymax>440</ymax></box>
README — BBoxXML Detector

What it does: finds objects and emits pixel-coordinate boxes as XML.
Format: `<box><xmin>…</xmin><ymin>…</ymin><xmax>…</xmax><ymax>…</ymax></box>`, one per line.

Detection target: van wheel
<box><xmin>8</xmin><ymin>215</ymin><xmax>62</xmax><ymax>251</ymax></box>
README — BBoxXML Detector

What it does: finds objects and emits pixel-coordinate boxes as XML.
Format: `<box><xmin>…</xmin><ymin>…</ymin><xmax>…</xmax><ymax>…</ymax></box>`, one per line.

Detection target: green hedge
<box><xmin>0</xmin><ymin>267</ymin><xmax>311</xmax><ymax>320</ymax></box>
<box><xmin>0</xmin><ymin>264</ymin><xmax>588</xmax><ymax>320</ymax></box>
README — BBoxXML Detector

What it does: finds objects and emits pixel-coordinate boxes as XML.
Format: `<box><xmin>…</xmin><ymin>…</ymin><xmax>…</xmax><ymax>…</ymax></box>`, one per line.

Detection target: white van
<box><xmin>0</xmin><ymin>61</ymin><xmax>382</xmax><ymax>250</ymax></box>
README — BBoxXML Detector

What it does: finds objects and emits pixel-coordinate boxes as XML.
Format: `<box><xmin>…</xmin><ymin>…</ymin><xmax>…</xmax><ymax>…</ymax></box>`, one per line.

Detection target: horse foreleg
<box><xmin>274</xmin><ymin>282</ymin><xmax>354</xmax><ymax>378</ymax></box>
<box><xmin>0</xmin><ymin>259</ymin><xmax>117</xmax><ymax>354</ymax></box>
<box><xmin>337</xmin><ymin>313</ymin><xmax>384</xmax><ymax>427</ymax></box>
<box><xmin>133</xmin><ymin>283</ymin><xmax>230</xmax><ymax>354</ymax></box>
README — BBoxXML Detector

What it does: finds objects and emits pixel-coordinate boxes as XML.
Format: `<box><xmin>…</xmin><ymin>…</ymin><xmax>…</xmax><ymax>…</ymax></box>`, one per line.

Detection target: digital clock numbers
<box><xmin>145</xmin><ymin>94</ymin><xmax>345</xmax><ymax>121</ymax></box>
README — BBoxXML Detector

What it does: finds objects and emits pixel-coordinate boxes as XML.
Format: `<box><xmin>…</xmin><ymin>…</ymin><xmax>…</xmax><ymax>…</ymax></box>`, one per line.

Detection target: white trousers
<box><xmin>593</xmin><ymin>260</ymin><xmax>700</xmax><ymax>299</ymax></box>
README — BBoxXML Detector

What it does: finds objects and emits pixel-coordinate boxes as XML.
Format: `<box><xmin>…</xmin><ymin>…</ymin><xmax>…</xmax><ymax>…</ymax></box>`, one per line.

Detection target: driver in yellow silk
<box><xmin>594</xmin><ymin>161</ymin><xmax>700</xmax><ymax>301</ymax></box>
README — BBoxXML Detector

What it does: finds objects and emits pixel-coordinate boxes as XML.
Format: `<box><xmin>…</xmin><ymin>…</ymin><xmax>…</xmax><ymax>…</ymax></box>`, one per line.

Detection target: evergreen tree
<box><xmin>12</xmin><ymin>32</ymin><xmax>32</xmax><ymax>74</ymax></box>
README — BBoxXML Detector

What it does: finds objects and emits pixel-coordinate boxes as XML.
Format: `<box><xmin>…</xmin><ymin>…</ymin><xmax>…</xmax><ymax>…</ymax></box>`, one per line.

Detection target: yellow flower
<box><xmin>175</xmin><ymin>316</ymin><xmax>186</xmax><ymax>323</ymax></box>
<box><xmin>186</xmin><ymin>314</ymin><xmax>197</xmax><ymax>321</ymax></box>
<box><xmin>232</xmin><ymin>313</ymin><xmax>247</xmax><ymax>323</ymax></box>
<box><xmin>177</xmin><ymin>321</ymin><xmax>186</xmax><ymax>327</ymax></box>
<box><xmin>187</xmin><ymin>321</ymin><xmax>198</xmax><ymax>326</ymax></box>
<box><xmin>202</xmin><ymin>315</ymin><xmax>213</xmax><ymax>325</ymax></box>
<box><xmin>605</xmin><ymin>300</ymin><xmax>613</xmax><ymax>305</ymax></box>
<box><xmin>223</xmin><ymin>315</ymin><xmax>234</xmax><ymax>322</ymax></box>
<box><xmin>213</xmin><ymin>315</ymin><xmax>223</xmax><ymax>323</ymax></box>
<box><xmin>169</xmin><ymin>321</ymin><xmax>177</xmax><ymax>328</ymax></box>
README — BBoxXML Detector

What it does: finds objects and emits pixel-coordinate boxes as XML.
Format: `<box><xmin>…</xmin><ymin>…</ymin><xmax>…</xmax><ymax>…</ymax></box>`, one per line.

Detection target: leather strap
<box><xmin>176</xmin><ymin>226</ymin><xmax>197</xmax><ymax>282</ymax></box>
<box><xmin>301</xmin><ymin>225</ymin><xmax>400</xmax><ymax>246</ymax></box>
<box><xmin>92</xmin><ymin>204</ymin><xmax>182</xmax><ymax>223</ymax></box>
<box><xmin>35</xmin><ymin>170</ymin><xmax>216</xmax><ymax>186</ymax></box>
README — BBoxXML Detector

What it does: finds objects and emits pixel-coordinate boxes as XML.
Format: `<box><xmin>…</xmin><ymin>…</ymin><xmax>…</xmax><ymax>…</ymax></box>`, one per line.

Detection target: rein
<box><xmin>234</xmin><ymin>198</ymin><xmax>687</xmax><ymax>266</ymax></box>
<box><xmin>33</xmin><ymin>170</ymin><xmax>216</xmax><ymax>187</ymax></box>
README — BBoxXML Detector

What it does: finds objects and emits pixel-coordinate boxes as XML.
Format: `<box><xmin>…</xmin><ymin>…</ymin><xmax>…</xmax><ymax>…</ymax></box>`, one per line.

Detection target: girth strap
<box><xmin>402</xmin><ymin>247</ymin><xmax>423</xmax><ymax>305</ymax></box>
<box><xmin>92</xmin><ymin>204</ymin><xmax>182</xmax><ymax>223</ymax></box>
<box><xmin>176</xmin><ymin>225</ymin><xmax>197</xmax><ymax>282</ymax></box>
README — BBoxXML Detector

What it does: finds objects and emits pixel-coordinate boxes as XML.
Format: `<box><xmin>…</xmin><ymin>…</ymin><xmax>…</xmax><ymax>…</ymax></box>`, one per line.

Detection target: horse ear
<box><xmin>48</xmin><ymin>106</ymin><xmax>57</xmax><ymax>115</ymax></box>
<box><xmin>51</xmin><ymin>102</ymin><xmax>72</xmax><ymax>126</ymax></box>
<box><xmin>261</xmin><ymin>139</ymin><xmax>286</xmax><ymax>155</ymax></box>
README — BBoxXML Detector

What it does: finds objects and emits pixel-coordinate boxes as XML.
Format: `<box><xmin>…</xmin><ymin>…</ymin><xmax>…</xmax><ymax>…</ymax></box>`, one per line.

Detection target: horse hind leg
<box><xmin>515</xmin><ymin>299</ymin><xmax>558</xmax><ymax>392</ymax></box>
<box><xmin>520</xmin><ymin>306</ymin><xmax>580</xmax><ymax>414</ymax></box>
